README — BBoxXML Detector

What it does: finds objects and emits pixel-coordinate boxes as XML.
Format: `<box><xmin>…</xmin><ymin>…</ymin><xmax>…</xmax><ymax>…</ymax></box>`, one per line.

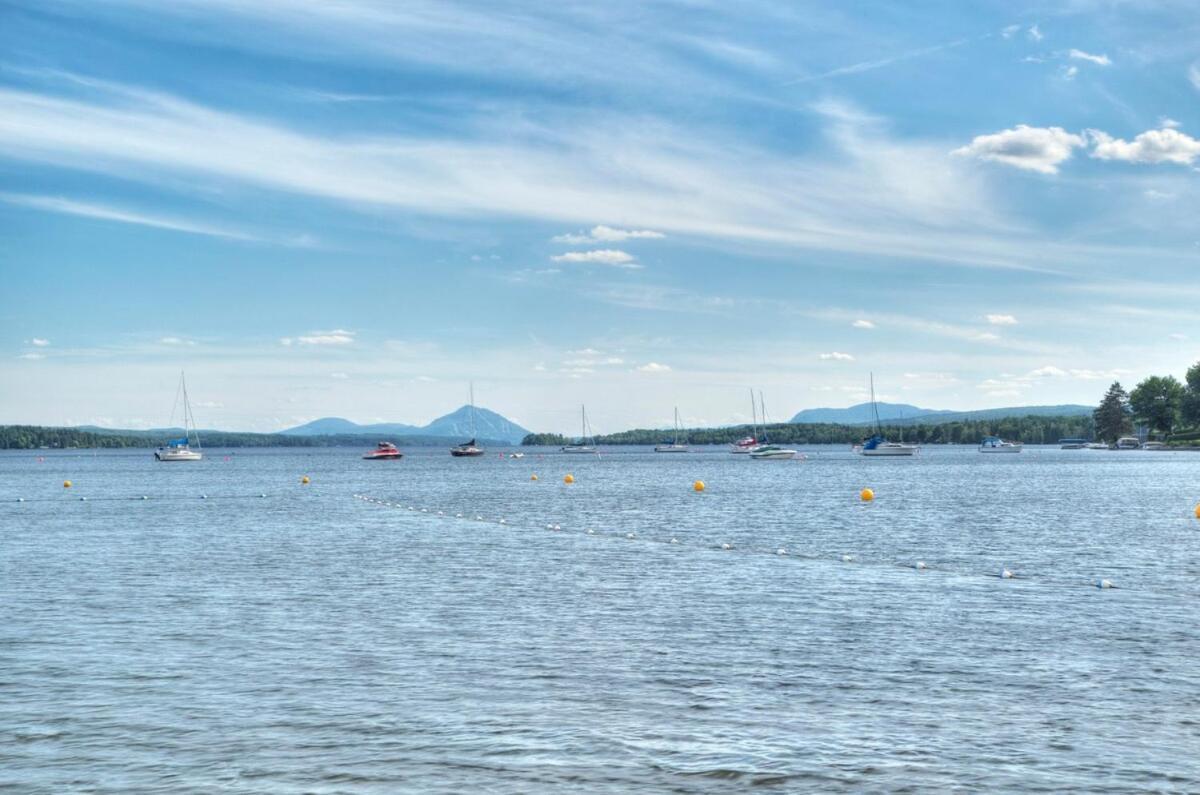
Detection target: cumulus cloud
<box><xmin>550</xmin><ymin>249</ymin><xmax>640</xmax><ymax>268</ymax></box>
<box><xmin>1028</xmin><ymin>25</ymin><xmax>1043</xmax><ymax>42</ymax></box>
<box><xmin>552</xmin><ymin>225</ymin><xmax>665</xmax><ymax>244</ymax></box>
<box><xmin>986</xmin><ymin>313</ymin><xmax>1018</xmax><ymax>325</ymax></box>
<box><xmin>1068</xmin><ymin>49</ymin><xmax>1110</xmax><ymax>66</ymax></box>
<box><xmin>818</xmin><ymin>351</ymin><xmax>854</xmax><ymax>361</ymax></box>
<box><xmin>281</xmin><ymin>329</ymin><xmax>356</xmax><ymax>346</ymax></box>
<box><xmin>1001</xmin><ymin>24</ymin><xmax>1020</xmax><ymax>39</ymax></box>
<box><xmin>1089</xmin><ymin>127</ymin><xmax>1200</xmax><ymax>165</ymax></box>
<box><xmin>953</xmin><ymin>125</ymin><xmax>1086</xmax><ymax>174</ymax></box>
<box><xmin>636</xmin><ymin>362</ymin><xmax>672</xmax><ymax>373</ymax></box>
<box><xmin>851</xmin><ymin>319</ymin><xmax>875</xmax><ymax>329</ymax></box>
<box><xmin>30</xmin><ymin>338</ymin><xmax>50</xmax><ymax>346</ymax></box>
<box><xmin>1028</xmin><ymin>365</ymin><xmax>1067</xmax><ymax>377</ymax></box>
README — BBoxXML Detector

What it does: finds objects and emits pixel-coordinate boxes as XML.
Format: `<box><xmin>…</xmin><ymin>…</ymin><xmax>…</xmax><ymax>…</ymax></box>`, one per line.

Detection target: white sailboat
<box><xmin>655</xmin><ymin>407</ymin><xmax>689</xmax><ymax>452</ymax></box>
<box><xmin>154</xmin><ymin>371</ymin><xmax>203</xmax><ymax>461</ymax></box>
<box><xmin>855</xmin><ymin>373</ymin><xmax>918</xmax><ymax>457</ymax></box>
<box><xmin>750</xmin><ymin>391</ymin><xmax>799</xmax><ymax>460</ymax></box>
<box><xmin>730</xmin><ymin>389</ymin><xmax>762</xmax><ymax>453</ymax></box>
<box><xmin>561</xmin><ymin>405</ymin><xmax>597</xmax><ymax>453</ymax></box>
<box><xmin>450</xmin><ymin>382</ymin><xmax>485</xmax><ymax>457</ymax></box>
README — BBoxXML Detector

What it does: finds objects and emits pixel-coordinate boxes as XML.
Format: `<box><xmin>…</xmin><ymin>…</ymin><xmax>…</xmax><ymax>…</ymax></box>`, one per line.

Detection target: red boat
<box><xmin>363</xmin><ymin>441</ymin><xmax>403</xmax><ymax>460</ymax></box>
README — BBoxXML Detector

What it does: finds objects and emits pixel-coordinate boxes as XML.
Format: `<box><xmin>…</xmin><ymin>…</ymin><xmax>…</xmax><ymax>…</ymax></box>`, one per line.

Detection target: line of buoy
<box><xmin>351</xmin><ymin>494</ymin><xmax>1126</xmax><ymax>590</ymax></box>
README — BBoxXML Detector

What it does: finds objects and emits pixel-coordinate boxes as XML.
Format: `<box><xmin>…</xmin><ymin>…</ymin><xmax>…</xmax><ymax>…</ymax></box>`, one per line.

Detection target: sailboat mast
<box><xmin>673</xmin><ymin>406</ymin><xmax>679</xmax><ymax>445</ymax></box>
<box><xmin>750</xmin><ymin>388</ymin><xmax>758</xmax><ymax>441</ymax></box>
<box><xmin>759</xmin><ymin>390</ymin><xmax>769</xmax><ymax>444</ymax></box>
<box><xmin>870</xmin><ymin>372</ymin><xmax>881</xmax><ymax>435</ymax></box>
<box><xmin>469</xmin><ymin>381</ymin><xmax>477</xmax><ymax>438</ymax></box>
<box><xmin>181</xmin><ymin>370</ymin><xmax>201</xmax><ymax>449</ymax></box>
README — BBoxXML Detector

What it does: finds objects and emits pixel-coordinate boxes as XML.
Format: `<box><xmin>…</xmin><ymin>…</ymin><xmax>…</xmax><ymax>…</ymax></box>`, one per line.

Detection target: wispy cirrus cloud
<box><xmin>0</xmin><ymin>192</ymin><xmax>261</xmax><ymax>241</ymax></box>
<box><xmin>986</xmin><ymin>314</ymin><xmax>1018</xmax><ymax>325</ymax></box>
<box><xmin>818</xmin><ymin>351</ymin><xmax>854</xmax><ymax>361</ymax></box>
<box><xmin>1068</xmin><ymin>49</ymin><xmax>1110</xmax><ymax>66</ymax></box>
<box><xmin>280</xmin><ymin>329</ymin><xmax>356</xmax><ymax>346</ymax></box>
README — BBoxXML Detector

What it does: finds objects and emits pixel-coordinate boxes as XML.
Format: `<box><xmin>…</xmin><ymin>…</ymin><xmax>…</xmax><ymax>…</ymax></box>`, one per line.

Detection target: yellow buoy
<box><xmin>693</xmin><ymin>480</ymin><xmax>705</xmax><ymax>492</ymax></box>
<box><xmin>531</xmin><ymin>474</ymin><xmax>538</xmax><ymax>481</ymax></box>
<box><xmin>301</xmin><ymin>475</ymin><xmax>310</xmax><ymax>484</ymax></box>
<box><xmin>564</xmin><ymin>473</ymin><xmax>575</xmax><ymax>484</ymax></box>
<box><xmin>63</xmin><ymin>480</ymin><xmax>72</xmax><ymax>489</ymax></box>
<box><xmin>1195</xmin><ymin>503</ymin><xmax>1200</xmax><ymax>519</ymax></box>
<box><xmin>860</xmin><ymin>488</ymin><xmax>874</xmax><ymax>502</ymax></box>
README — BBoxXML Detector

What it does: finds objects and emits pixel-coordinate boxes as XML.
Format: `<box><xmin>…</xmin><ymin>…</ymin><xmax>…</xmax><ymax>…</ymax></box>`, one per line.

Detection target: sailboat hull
<box><xmin>859</xmin><ymin>445</ymin><xmax>917</xmax><ymax>457</ymax></box>
<box><xmin>654</xmin><ymin>445</ymin><xmax>689</xmax><ymax>452</ymax></box>
<box><xmin>155</xmin><ymin>448</ymin><xmax>202</xmax><ymax>461</ymax></box>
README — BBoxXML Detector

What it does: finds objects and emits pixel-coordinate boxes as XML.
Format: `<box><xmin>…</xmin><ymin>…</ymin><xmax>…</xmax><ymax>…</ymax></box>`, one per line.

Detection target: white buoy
<box><xmin>721</xmin><ymin>543</ymin><xmax>732</xmax><ymax>550</ymax></box>
<box><xmin>476</xmin><ymin>515</ymin><xmax>483</xmax><ymax>521</ymax></box>
<box><xmin>421</xmin><ymin>508</ymin><xmax>428</xmax><ymax>513</ymax></box>
<box><xmin>546</xmin><ymin>524</ymin><xmax>554</xmax><ymax>530</ymax></box>
<box><xmin>777</xmin><ymin>548</ymin><xmax>788</xmax><ymax>556</ymax></box>
<box><xmin>553</xmin><ymin>524</ymin><xmax>561</xmax><ymax>531</ymax></box>
<box><xmin>80</xmin><ymin>496</ymin><xmax>87</xmax><ymax>501</ymax></box>
<box><xmin>627</xmin><ymin>532</ymin><xmax>636</xmax><ymax>539</ymax></box>
<box><xmin>456</xmin><ymin>513</ymin><xmax>463</xmax><ymax>518</ymax></box>
<box><xmin>201</xmin><ymin>495</ymin><xmax>207</xmax><ymax>500</ymax></box>
<box><xmin>670</xmin><ymin>537</ymin><xmax>679</xmax><ymax>544</ymax></box>
<box><xmin>17</xmin><ymin>497</ymin><xmax>24</xmax><ymax>502</ymax></box>
<box><xmin>260</xmin><ymin>494</ymin><xmax>266</xmax><ymax>498</ymax></box>
<box><xmin>1096</xmin><ymin>579</ymin><xmax>1115</xmax><ymax>589</ymax></box>
<box><xmin>1001</xmin><ymin>568</ymin><xmax>1014</xmax><ymax>579</ymax></box>
<box><xmin>587</xmin><ymin>528</ymin><xmax>595</xmax><ymax>534</ymax></box>
<box><xmin>841</xmin><ymin>554</ymin><xmax>854</xmax><ymax>563</ymax></box>
<box><xmin>437</xmin><ymin>511</ymin><xmax>444</xmax><ymax>516</ymax></box>
<box><xmin>915</xmin><ymin>561</ymin><xmax>927</xmax><ymax>570</ymax></box>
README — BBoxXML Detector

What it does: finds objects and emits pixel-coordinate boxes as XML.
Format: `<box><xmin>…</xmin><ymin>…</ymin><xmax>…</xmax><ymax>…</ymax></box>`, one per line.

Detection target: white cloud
<box><xmin>550</xmin><ymin>249</ymin><xmax>640</xmax><ymax>268</ymax></box>
<box><xmin>562</xmin><ymin>357</ymin><xmax>624</xmax><ymax>366</ymax></box>
<box><xmin>1089</xmin><ymin>127</ymin><xmax>1200</xmax><ymax>165</ymax></box>
<box><xmin>18</xmin><ymin>353</ymin><xmax>44</xmax><ymax>360</ymax></box>
<box><xmin>553</xmin><ymin>225</ymin><xmax>664</xmax><ymax>244</ymax></box>
<box><xmin>283</xmin><ymin>329</ymin><xmax>356</xmax><ymax>346</ymax></box>
<box><xmin>1061</xmin><ymin>65</ymin><xmax>1079</xmax><ymax>80</ymax></box>
<box><xmin>636</xmin><ymin>362</ymin><xmax>672</xmax><ymax>373</ymax></box>
<box><xmin>159</xmin><ymin>336</ymin><xmax>196</xmax><ymax>345</ymax></box>
<box><xmin>1068</xmin><ymin>49</ymin><xmax>1110</xmax><ymax>66</ymax></box>
<box><xmin>30</xmin><ymin>338</ymin><xmax>50</xmax><ymax>346</ymax></box>
<box><xmin>1189</xmin><ymin>62</ymin><xmax>1200</xmax><ymax>91</ymax></box>
<box><xmin>953</xmin><ymin>125</ymin><xmax>1086</xmax><ymax>174</ymax></box>
<box><xmin>1169</xmin><ymin>332</ymin><xmax>1187</xmax><ymax>341</ymax></box>
<box><xmin>851</xmin><ymin>319</ymin><xmax>875</xmax><ymax>329</ymax></box>
<box><xmin>329</xmin><ymin>372</ymin><xmax>349</xmax><ymax>379</ymax></box>
<box><xmin>1144</xmin><ymin>189</ymin><xmax>1174</xmax><ymax>200</ymax></box>
<box><xmin>986</xmin><ymin>313</ymin><xmax>1018</xmax><ymax>325</ymax></box>
<box><xmin>818</xmin><ymin>351</ymin><xmax>854</xmax><ymax>361</ymax></box>
<box><xmin>1001</xmin><ymin>24</ymin><xmax>1020</xmax><ymax>39</ymax></box>
<box><xmin>568</xmin><ymin>348</ymin><xmax>604</xmax><ymax>356</ymax></box>
<box><xmin>0</xmin><ymin>192</ymin><xmax>260</xmax><ymax>242</ymax></box>
<box><xmin>1028</xmin><ymin>365</ymin><xmax>1067</xmax><ymax>377</ymax></box>
<box><xmin>1028</xmin><ymin>25</ymin><xmax>1043</xmax><ymax>42</ymax></box>
<box><xmin>973</xmin><ymin>332</ymin><xmax>1001</xmax><ymax>341</ymax></box>
<box><xmin>192</xmin><ymin>400</ymin><xmax>224</xmax><ymax>409</ymax></box>
<box><xmin>1160</xmin><ymin>117</ymin><xmax>1181</xmax><ymax>129</ymax></box>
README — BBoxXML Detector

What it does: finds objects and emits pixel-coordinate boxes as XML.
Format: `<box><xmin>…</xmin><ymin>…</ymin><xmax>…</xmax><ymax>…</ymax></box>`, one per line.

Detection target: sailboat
<box><xmin>730</xmin><ymin>389</ymin><xmax>762</xmax><ymax>453</ymax></box>
<box><xmin>450</xmin><ymin>382</ymin><xmax>485</xmax><ymax>457</ymax></box>
<box><xmin>855</xmin><ymin>373</ymin><xmax>918</xmax><ymax>457</ymax></box>
<box><xmin>655</xmin><ymin>407</ymin><xmax>689</xmax><ymax>452</ymax></box>
<box><xmin>154</xmin><ymin>371</ymin><xmax>203</xmax><ymax>461</ymax></box>
<box><xmin>561</xmin><ymin>405</ymin><xmax>597</xmax><ymax>453</ymax></box>
<box><xmin>749</xmin><ymin>391</ymin><xmax>799</xmax><ymax>459</ymax></box>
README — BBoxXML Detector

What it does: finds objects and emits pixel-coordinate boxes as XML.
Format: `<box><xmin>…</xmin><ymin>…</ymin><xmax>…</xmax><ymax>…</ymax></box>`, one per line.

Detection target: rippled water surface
<box><xmin>2</xmin><ymin>445</ymin><xmax>1199</xmax><ymax>792</ymax></box>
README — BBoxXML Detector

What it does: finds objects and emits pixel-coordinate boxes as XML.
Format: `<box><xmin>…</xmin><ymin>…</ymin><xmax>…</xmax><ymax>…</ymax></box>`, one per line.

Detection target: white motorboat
<box><xmin>561</xmin><ymin>405</ymin><xmax>597</xmax><ymax>453</ymax></box>
<box><xmin>154</xmin><ymin>371</ymin><xmax>203</xmax><ymax>462</ymax></box>
<box><xmin>1085</xmin><ymin>442</ymin><xmax>1108</xmax><ymax>450</ymax></box>
<box><xmin>856</xmin><ymin>374</ymin><xmax>918</xmax><ymax>457</ymax></box>
<box><xmin>655</xmin><ymin>407</ymin><xmax>689</xmax><ymax>452</ymax></box>
<box><xmin>1141</xmin><ymin>441</ymin><xmax>1167</xmax><ymax>450</ymax></box>
<box><xmin>1115</xmin><ymin>436</ymin><xmax>1141</xmax><ymax>450</ymax></box>
<box><xmin>979</xmin><ymin>436</ymin><xmax>1022</xmax><ymax>453</ymax></box>
<box><xmin>750</xmin><ymin>445</ymin><xmax>799</xmax><ymax>460</ymax></box>
<box><xmin>1059</xmin><ymin>437</ymin><xmax>1087</xmax><ymax>449</ymax></box>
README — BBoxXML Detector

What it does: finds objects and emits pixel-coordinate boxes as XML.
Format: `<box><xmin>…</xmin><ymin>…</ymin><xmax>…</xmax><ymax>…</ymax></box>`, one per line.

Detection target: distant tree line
<box><xmin>521</xmin><ymin>414</ymin><xmax>1095</xmax><ymax>447</ymax></box>
<box><xmin>1092</xmin><ymin>360</ymin><xmax>1200</xmax><ymax>443</ymax></box>
<box><xmin>0</xmin><ymin>426</ymin><xmax>514</xmax><ymax>450</ymax></box>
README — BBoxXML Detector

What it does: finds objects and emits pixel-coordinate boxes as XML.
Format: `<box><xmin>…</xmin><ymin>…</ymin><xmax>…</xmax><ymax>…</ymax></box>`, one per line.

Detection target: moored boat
<box><xmin>855</xmin><ymin>374</ymin><xmax>918</xmax><ymax>457</ymax></box>
<box><xmin>155</xmin><ymin>371</ymin><xmax>203</xmax><ymax>462</ymax></box>
<box><xmin>1059</xmin><ymin>437</ymin><xmax>1087</xmax><ymax>449</ymax></box>
<box><xmin>561</xmin><ymin>405</ymin><xmax>597</xmax><ymax>453</ymax></box>
<box><xmin>750</xmin><ymin>444</ymin><xmax>799</xmax><ymax>460</ymax></box>
<box><xmin>1114</xmin><ymin>436</ymin><xmax>1141</xmax><ymax>450</ymax></box>
<box><xmin>363</xmin><ymin>441</ymin><xmax>403</xmax><ymax>460</ymax></box>
<box><xmin>452</xmin><ymin>383</ymin><xmax>486</xmax><ymax>457</ymax></box>
<box><xmin>979</xmin><ymin>436</ymin><xmax>1022</xmax><ymax>453</ymax></box>
<box><xmin>655</xmin><ymin>407</ymin><xmax>689</xmax><ymax>453</ymax></box>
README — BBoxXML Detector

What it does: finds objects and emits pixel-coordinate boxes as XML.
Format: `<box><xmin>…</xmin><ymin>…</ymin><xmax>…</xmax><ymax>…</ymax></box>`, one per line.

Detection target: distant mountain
<box><xmin>281</xmin><ymin>406</ymin><xmax>530</xmax><ymax>444</ymax></box>
<box><xmin>790</xmin><ymin>402</ymin><xmax>1092</xmax><ymax>426</ymax></box>
<box><xmin>789</xmin><ymin>402</ymin><xmax>949</xmax><ymax>425</ymax></box>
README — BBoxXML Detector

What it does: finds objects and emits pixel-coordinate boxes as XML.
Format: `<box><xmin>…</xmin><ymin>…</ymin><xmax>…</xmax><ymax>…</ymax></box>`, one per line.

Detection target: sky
<box><xmin>1</xmin><ymin>0</ymin><xmax>1199</xmax><ymax>434</ymax></box>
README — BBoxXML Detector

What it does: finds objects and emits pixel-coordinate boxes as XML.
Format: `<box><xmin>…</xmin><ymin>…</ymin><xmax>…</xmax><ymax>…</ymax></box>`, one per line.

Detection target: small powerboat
<box><xmin>363</xmin><ymin>441</ymin><xmax>403</xmax><ymax>460</ymax></box>
<box><xmin>750</xmin><ymin>445</ymin><xmax>799</xmax><ymax>460</ymax></box>
<box><xmin>979</xmin><ymin>436</ymin><xmax>1022</xmax><ymax>453</ymax></box>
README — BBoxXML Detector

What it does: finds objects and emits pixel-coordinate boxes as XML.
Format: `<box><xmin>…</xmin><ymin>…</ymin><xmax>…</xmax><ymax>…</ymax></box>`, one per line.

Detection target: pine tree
<box><xmin>1093</xmin><ymin>381</ymin><xmax>1132</xmax><ymax>443</ymax></box>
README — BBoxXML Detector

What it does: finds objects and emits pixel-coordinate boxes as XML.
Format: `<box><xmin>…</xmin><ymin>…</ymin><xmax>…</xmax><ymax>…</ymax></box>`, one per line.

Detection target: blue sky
<box><xmin>1</xmin><ymin>0</ymin><xmax>1198</xmax><ymax>433</ymax></box>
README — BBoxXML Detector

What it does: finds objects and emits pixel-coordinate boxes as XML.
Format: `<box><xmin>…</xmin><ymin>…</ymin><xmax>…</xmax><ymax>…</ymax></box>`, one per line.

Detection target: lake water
<box><xmin>2</xmin><ymin>445</ymin><xmax>1198</xmax><ymax>792</ymax></box>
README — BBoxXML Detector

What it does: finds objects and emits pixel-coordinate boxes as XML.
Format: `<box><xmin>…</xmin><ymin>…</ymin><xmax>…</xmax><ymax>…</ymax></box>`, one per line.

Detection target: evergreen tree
<box><xmin>1130</xmin><ymin>375</ymin><xmax>1184</xmax><ymax>437</ymax></box>
<box><xmin>1093</xmin><ymin>381</ymin><xmax>1132</xmax><ymax>443</ymax></box>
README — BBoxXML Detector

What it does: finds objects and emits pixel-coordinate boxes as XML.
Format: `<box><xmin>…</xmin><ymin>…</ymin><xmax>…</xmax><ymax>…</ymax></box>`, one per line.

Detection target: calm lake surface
<box><xmin>2</xmin><ymin>445</ymin><xmax>1198</xmax><ymax>792</ymax></box>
